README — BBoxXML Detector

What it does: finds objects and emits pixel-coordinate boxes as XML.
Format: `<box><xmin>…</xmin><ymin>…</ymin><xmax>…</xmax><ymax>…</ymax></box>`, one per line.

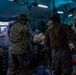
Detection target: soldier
<box><xmin>45</xmin><ymin>13</ymin><xmax>72</xmax><ymax>75</ymax></box>
<box><xmin>9</xmin><ymin>14</ymin><xmax>32</xmax><ymax>75</ymax></box>
<box><xmin>73</xmin><ymin>17</ymin><xmax>76</xmax><ymax>51</ymax></box>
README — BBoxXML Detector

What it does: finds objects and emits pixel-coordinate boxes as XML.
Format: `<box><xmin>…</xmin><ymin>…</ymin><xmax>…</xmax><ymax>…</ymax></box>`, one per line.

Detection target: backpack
<box><xmin>51</xmin><ymin>23</ymin><xmax>68</xmax><ymax>48</ymax></box>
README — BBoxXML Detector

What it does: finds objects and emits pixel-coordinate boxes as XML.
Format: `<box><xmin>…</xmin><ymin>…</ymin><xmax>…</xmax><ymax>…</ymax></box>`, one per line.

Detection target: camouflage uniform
<box><xmin>45</xmin><ymin>25</ymin><xmax>72</xmax><ymax>75</ymax></box>
<box><xmin>73</xmin><ymin>27</ymin><xmax>76</xmax><ymax>50</ymax></box>
<box><xmin>9</xmin><ymin>22</ymin><xmax>31</xmax><ymax>75</ymax></box>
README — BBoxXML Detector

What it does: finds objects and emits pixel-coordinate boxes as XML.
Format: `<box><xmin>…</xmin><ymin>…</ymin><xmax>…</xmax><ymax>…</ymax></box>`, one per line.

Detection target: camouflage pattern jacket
<box><xmin>9</xmin><ymin>22</ymin><xmax>31</xmax><ymax>54</ymax></box>
<box><xmin>45</xmin><ymin>24</ymin><xmax>71</xmax><ymax>58</ymax></box>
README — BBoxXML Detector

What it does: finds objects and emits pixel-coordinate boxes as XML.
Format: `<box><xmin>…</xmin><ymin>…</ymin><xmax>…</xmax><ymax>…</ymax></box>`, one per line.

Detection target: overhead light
<box><xmin>68</xmin><ymin>14</ymin><xmax>73</xmax><ymax>17</ymax></box>
<box><xmin>8</xmin><ymin>0</ymin><xmax>14</xmax><ymax>1</ymax></box>
<box><xmin>0</xmin><ymin>21</ymin><xmax>9</xmax><ymax>26</ymax></box>
<box><xmin>38</xmin><ymin>4</ymin><xmax>48</xmax><ymax>8</ymax></box>
<box><xmin>57</xmin><ymin>11</ymin><xmax>64</xmax><ymax>14</ymax></box>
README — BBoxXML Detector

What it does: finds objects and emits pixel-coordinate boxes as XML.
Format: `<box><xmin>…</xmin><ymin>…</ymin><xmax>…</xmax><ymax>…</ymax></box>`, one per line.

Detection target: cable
<box><xmin>14</xmin><ymin>0</ymin><xmax>27</xmax><ymax>6</ymax></box>
<box><xmin>33</xmin><ymin>0</ymin><xmax>38</xmax><ymax>6</ymax></box>
<box><xmin>52</xmin><ymin>0</ymin><xmax>57</xmax><ymax>13</ymax></box>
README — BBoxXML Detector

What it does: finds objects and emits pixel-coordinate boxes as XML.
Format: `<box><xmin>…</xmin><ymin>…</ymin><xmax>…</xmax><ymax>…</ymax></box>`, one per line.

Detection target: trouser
<box><xmin>8</xmin><ymin>54</ymin><xmax>29</xmax><ymax>75</ymax></box>
<box><xmin>51</xmin><ymin>53</ymin><xmax>72</xmax><ymax>75</ymax></box>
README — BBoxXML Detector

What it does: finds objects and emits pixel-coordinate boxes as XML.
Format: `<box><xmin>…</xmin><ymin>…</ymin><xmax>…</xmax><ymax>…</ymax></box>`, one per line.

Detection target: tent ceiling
<box><xmin>0</xmin><ymin>0</ymin><xmax>76</xmax><ymax>21</ymax></box>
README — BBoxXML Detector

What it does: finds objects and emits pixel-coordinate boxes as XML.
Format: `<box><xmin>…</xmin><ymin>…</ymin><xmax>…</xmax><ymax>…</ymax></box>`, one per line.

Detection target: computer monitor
<box><xmin>0</xmin><ymin>26</ymin><xmax>8</xmax><ymax>36</ymax></box>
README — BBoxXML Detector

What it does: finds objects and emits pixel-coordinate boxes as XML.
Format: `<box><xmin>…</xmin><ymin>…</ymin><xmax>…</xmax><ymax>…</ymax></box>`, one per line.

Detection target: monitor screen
<box><xmin>0</xmin><ymin>26</ymin><xmax>8</xmax><ymax>36</ymax></box>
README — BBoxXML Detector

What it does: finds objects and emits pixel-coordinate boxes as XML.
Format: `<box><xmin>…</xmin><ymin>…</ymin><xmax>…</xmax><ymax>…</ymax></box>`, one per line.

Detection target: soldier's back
<box><xmin>10</xmin><ymin>22</ymin><xmax>29</xmax><ymax>54</ymax></box>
